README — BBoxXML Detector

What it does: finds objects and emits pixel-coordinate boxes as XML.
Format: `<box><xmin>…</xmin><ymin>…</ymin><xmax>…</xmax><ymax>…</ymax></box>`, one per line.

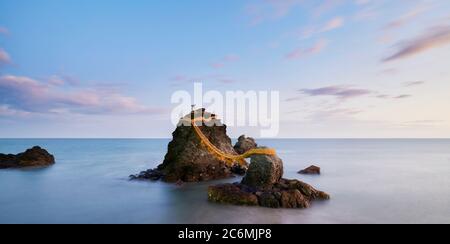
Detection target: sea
<box><xmin>1</xmin><ymin>139</ymin><xmax>449</xmax><ymax>224</ymax></box>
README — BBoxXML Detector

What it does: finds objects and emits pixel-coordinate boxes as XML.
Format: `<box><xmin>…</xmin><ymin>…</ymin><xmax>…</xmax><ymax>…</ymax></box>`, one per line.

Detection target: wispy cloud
<box><xmin>403</xmin><ymin>81</ymin><xmax>425</xmax><ymax>87</ymax></box>
<box><xmin>393</xmin><ymin>94</ymin><xmax>412</xmax><ymax>99</ymax></box>
<box><xmin>0</xmin><ymin>48</ymin><xmax>12</xmax><ymax>66</ymax></box>
<box><xmin>383</xmin><ymin>25</ymin><xmax>450</xmax><ymax>62</ymax></box>
<box><xmin>322</xmin><ymin>17</ymin><xmax>345</xmax><ymax>31</ymax></box>
<box><xmin>314</xmin><ymin>0</ymin><xmax>344</xmax><ymax>17</ymax></box>
<box><xmin>246</xmin><ymin>0</ymin><xmax>303</xmax><ymax>25</ymax></box>
<box><xmin>0</xmin><ymin>75</ymin><xmax>166</xmax><ymax>116</ymax></box>
<box><xmin>210</xmin><ymin>54</ymin><xmax>240</xmax><ymax>69</ymax></box>
<box><xmin>301</xmin><ymin>17</ymin><xmax>345</xmax><ymax>39</ymax></box>
<box><xmin>383</xmin><ymin>5</ymin><xmax>429</xmax><ymax>30</ymax></box>
<box><xmin>170</xmin><ymin>73</ymin><xmax>237</xmax><ymax>85</ymax></box>
<box><xmin>0</xmin><ymin>105</ymin><xmax>31</xmax><ymax>117</ymax></box>
<box><xmin>310</xmin><ymin>108</ymin><xmax>363</xmax><ymax>120</ymax></box>
<box><xmin>285</xmin><ymin>39</ymin><xmax>328</xmax><ymax>60</ymax></box>
<box><xmin>47</xmin><ymin>75</ymin><xmax>81</xmax><ymax>86</ymax></box>
<box><xmin>376</xmin><ymin>93</ymin><xmax>413</xmax><ymax>99</ymax></box>
<box><xmin>299</xmin><ymin>85</ymin><xmax>373</xmax><ymax>100</ymax></box>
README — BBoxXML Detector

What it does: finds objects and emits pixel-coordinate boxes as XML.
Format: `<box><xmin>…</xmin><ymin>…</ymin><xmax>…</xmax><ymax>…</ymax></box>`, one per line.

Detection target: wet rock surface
<box><xmin>208</xmin><ymin>183</ymin><xmax>259</xmax><ymax>206</ymax></box>
<box><xmin>208</xmin><ymin>154</ymin><xmax>330</xmax><ymax>209</ymax></box>
<box><xmin>0</xmin><ymin>146</ymin><xmax>55</xmax><ymax>169</ymax></box>
<box><xmin>299</xmin><ymin>165</ymin><xmax>321</xmax><ymax>175</ymax></box>
<box><xmin>241</xmin><ymin>153</ymin><xmax>283</xmax><ymax>188</ymax></box>
<box><xmin>234</xmin><ymin>135</ymin><xmax>257</xmax><ymax>154</ymax></box>
<box><xmin>131</xmin><ymin>109</ymin><xmax>246</xmax><ymax>183</ymax></box>
<box><xmin>208</xmin><ymin>179</ymin><xmax>330</xmax><ymax>209</ymax></box>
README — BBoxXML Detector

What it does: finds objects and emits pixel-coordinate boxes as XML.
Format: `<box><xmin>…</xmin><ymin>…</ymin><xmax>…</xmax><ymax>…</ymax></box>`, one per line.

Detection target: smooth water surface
<box><xmin>1</xmin><ymin>139</ymin><xmax>449</xmax><ymax>224</ymax></box>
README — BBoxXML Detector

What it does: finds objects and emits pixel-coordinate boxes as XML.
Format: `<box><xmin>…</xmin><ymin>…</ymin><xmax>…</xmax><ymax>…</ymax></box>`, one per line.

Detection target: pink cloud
<box><xmin>286</xmin><ymin>39</ymin><xmax>328</xmax><ymax>60</ymax></box>
<box><xmin>301</xmin><ymin>17</ymin><xmax>344</xmax><ymax>39</ymax></box>
<box><xmin>0</xmin><ymin>48</ymin><xmax>12</xmax><ymax>65</ymax></box>
<box><xmin>246</xmin><ymin>0</ymin><xmax>303</xmax><ymax>25</ymax></box>
<box><xmin>0</xmin><ymin>75</ymin><xmax>166</xmax><ymax>115</ymax></box>
<box><xmin>383</xmin><ymin>25</ymin><xmax>450</xmax><ymax>62</ymax></box>
<box><xmin>210</xmin><ymin>54</ymin><xmax>240</xmax><ymax>69</ymax></box>
<box><xmin>299</xmin><ymin>85</ymin><xmax>373</xmax><ymax>100</ymax></box>
<box><xmin>384</xmin><ymin>5</ymin><xmax>429</xmax><ymax>30</ymax></box>
<box><xmin>322</xmin><ymin>17</ymin><xmax>344</xmax><ymax>31</ymax></box>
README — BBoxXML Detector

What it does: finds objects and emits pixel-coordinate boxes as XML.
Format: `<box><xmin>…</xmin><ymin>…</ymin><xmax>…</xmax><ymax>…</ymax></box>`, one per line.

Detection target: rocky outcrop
<box><xmin>234</xmin><ymin>135</ymin><xmax>257</xmax><ymax>154</ymax></box>
<box><xmin>131</xmin><ymin>109</ymin><xmax>246</xmax><ymax>183</ymax></box>
<box><xmin>208</xmin><ymin>179</ymin><xmax>330</xmax><ymax>209</ymax></box>
<box><xmin>0</xmin><ymin>146</ymin><xmax>55</xmax><ymax>169</ymax></box>
<box><xmin>208</xmin><ymin>154</ymin><xmax>330</xmax><ymax>209</ymax></box>
<box><xmin>241</xmin><ymin>153</ymin><xmax>283</xmax><ymax>188</ymax></box>
<box><xmin>299</xmin><ymin>165</ymin><xmax>321</xmax><ymax>175</ymax></box>
<box><xmin>130</xmin><ymin>168</ymin><xmax>164</xmax><ymax>181</ymax></box>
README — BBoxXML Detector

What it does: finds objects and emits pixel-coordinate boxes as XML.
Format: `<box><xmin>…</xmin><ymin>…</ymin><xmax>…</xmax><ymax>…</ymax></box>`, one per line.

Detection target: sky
<box><xmin>0</xmin><ymin>0</ymin><xmax>450</xmax><ymax>138</ymax></box>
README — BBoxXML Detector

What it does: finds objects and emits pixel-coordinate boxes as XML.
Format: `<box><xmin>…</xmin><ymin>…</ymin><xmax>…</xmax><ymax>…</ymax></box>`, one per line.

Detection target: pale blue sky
<box><xmin>1</xmin><ymin>0</ymin><xmax>450</xmax><ymax>138</ymax></box>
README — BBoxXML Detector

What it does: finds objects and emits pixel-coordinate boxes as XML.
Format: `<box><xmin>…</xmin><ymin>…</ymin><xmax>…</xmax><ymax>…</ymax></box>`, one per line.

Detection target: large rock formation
<box><xmin>131</xmin><ymin>109</ymin><xmax>245</xmax><ymax>182</ymax></box>
<box><xmin>208</xmin><ymin>153</ymin><xmax>330</xmax><ymax>209</ymax></box>
<box><xmin>0</xmin><ymin>146</ymin><xmax>55</xmax><ymax>169</ymax></box>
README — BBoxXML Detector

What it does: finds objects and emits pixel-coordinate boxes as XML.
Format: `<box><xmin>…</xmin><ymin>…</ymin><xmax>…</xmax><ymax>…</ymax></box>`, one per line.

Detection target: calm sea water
<box><xmin>0</xmin><ymin>139</ymin><xmax>449</xmax><ymax>224</ymax></box>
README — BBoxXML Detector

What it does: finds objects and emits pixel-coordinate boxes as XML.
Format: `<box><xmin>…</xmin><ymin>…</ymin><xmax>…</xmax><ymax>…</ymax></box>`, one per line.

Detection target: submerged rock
<box><xmin>131</xmin><ymin>109</ymin><xmax>246</xmax><ymax>183</ymax></box>
<box><xmin>241</xmin><ymin>153</ymin><xmax>283</xmax><ymax>188</ymax></box>
<box><xmin>299</xmin><ymin>165</ymin><xmax>321</xmax><ymax>175</ymax></box>
<box><xmin>0</xmin><ymin>146</ymin><xmax>55</xmax><ymax>169</ymax></box>
<box><xmin>234</xmin><ymin>135</ymin><xmax>257</xmax><ymax>154</ymax></box>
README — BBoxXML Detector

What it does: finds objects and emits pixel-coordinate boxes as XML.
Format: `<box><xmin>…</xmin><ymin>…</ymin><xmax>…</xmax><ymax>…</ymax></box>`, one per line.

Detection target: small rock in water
<box><xmin>0</xmin><ymin>146</ymin><xmax>55</xmax><ymax>169</ymax></box>
<box><xmin>298</xmin><ymin>165</ymin><xmax>321</xmax><ymax>175</ymax></box>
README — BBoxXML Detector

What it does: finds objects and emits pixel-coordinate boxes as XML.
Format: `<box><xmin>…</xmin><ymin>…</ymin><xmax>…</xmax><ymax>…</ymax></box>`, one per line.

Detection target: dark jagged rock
<box><xmin>208</xmin><ymin>153</ymin><xmax>330</xmax><ymax>209</ymax></box>
<box><xmin>299</xmin><ymin>165</ymin><xmax>321</xmax><ymax>175</ymax></box>
<box><xmin>230</xmin><ymin>164</ymin><xmax>248</xmax><ymax>176</ymax></box>
<box><xmin>241</xmin><ymin>153</ymin><xmax>283</xmax><ymax>188</ymax></box>
<box><xmin>234</xmin><ymin>135</ymin><xmax>257</xmax><ymax>154</ymax></box>
<box><xmin>0</xmin><ymin>146</ymin><xmax>55</xmax><ymax>169</ymax></box>
<box><xmin>131</xmin><ymin>109</ymin><xmax>246</xmax><ymax>183</ymax></box>
<box><xmin>130</xmin><ymin>169</ymin><xmax>164</xmax><ymax>181</ymax></box>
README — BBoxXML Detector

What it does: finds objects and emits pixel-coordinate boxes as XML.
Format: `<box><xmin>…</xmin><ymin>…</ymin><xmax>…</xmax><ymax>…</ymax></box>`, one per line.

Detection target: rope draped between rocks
<box><xmin>190</xmin><ymin>118</ymin><xmax>277</xmax><ymax>166</ymax></box>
